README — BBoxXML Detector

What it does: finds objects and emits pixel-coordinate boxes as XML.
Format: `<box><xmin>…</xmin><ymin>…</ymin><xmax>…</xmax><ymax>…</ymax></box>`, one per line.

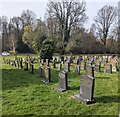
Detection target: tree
<box><xmin>40</xmin><ymin>39</ymin><xmax>55</xmax><ymax>60</ymax></box>
<box><xmin>22</xmin><ymin>25</ymin><xmax>34</xmax><ymax>49</ymax></box>
<box><xmin>9</xmin><ymin>17</ymin><xmax>24</xmax><ymax>53</ymax></box>
<box><xmin>1</xmin><ymin>16</ymin><xmax>9</xmax><ymax>51</ymax></box>
<box><xmin>21</xmin><ymin>9</ymin><xmax>36</xmax><ymax>27</ymax></box>
<box><xmin>93</xmin><ymin>5</ymin><xmax>117</xmax><ymax>53</ymax></box>
<box><xmin>33</xmin><ymin>19</ymin><xmax>47</xmax><ymax>52</ymax></box>
<box><xmin>47</xmin><ymin>0</ymin><xmax>87</xmax><ymax>54</ymax></box>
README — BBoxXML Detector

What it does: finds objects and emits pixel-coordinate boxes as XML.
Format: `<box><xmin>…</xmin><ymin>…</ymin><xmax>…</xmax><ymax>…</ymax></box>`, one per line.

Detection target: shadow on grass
<box><xmin>95</xmin><ymin>76</ymin><xmax>110</xmax><ymax>79</ymax></box>
<box><xmin>68</xmin><ymin>86</ymin><xmax>79</xmax><ymax>91</ymax></box>
<box><xmin>95</xmin><ymin>95</ymin><xmax>119</xmax><ymax>103</ymax></box>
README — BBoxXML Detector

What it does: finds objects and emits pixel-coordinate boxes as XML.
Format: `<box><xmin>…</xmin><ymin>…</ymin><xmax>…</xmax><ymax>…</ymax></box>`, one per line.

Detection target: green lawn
<box><xmin>1</xmin><ymin>55</ymin><xmax>119</xmax><ymax>116</ymax></box>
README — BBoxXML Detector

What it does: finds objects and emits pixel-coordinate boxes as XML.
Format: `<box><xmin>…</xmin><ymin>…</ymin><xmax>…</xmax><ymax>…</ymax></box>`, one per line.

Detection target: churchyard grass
<box><xmin>2</xmin><ymin>55</ymin><xmax>118</xmax><ymax>116</ymax></box>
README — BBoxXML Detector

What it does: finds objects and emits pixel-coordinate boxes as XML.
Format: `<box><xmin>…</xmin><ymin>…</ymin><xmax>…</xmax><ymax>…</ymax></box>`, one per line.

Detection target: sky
<box><xmin>0</xmin><ymin>0</ymin><xmax>118</xmax><ymax>29</ymax></box>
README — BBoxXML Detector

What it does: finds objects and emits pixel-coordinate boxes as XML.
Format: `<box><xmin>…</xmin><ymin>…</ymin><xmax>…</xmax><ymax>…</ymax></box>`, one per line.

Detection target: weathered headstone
<box><xmin>24</xmin><ymin>57</ymin><xmax>29</xmax><ymax>71</ymax></box>
<box><xmin>39</xmin><ymin>67</ymin><xmax>42</xmax><ymax>78</ymax></box>
<box><xmin>14</xmin><ymin>60</ymin><xmax>17</xmax><ymax>67</ymax></box>
<box><xmin>81</xmin><ymin>62</ymin><xmax>86</xmax><ymax>70</ymax></box>
<box><xmin>74</xmin><ymin>75</ymin><xmax>95</xmax><ymax>104</ymax></box>
<box><xmin>64</xmin><ymin>61</ymin><xmax>70</xmax><ymax>72</ymax></box>
<box><xmin>110</xmin><ymin>58</ymin><xmax>117</xmax><ymax>72</ymax></box>
<box><xmin>42</xmin><ymin>66</ymin><xmax>51</xmax><ymax>83</ymax></box>
<box><xmin>104</xmin><ymin>63</ymin><xmax>112</xmax><ymax>74</ymax></box>
<box><xmin>19</xmin><ymin>58</ymin><xmax>23</xmax><ymax>69</ymax></box>
<box><xmin>46</xmin><ymin>59</ymin><xmax>49</xmax><ymax>66</ymax></box>
<box><xmin>86</xmin><ymin>64</ymin><xmax>94</xmax><ymax>77</ymax></box>
<box><xmin>75</xmin><ymin>65</ymin><xmax>80</xmax><ymax>75</ymax></box>
<box><xmin>54</xmin><ymin>71</ymin><xmax>67</xmax><ymax>92</ymax></box>
<box><xmin>58</xmin><ymin>63</ymin><xmax>62</xmax><ymax>70</ymax></box>
<box><xmin>30</xmin><ymin>58</ymin><xmax>34</xmax><ymax>74</ymax></box>
<box><xmin>94</xmin><ymin>64</ymin><xmax>100</xmax><ymax>72</ymax></box>
<box><xmin>53</xmin><ymin>58</ymin><xmax>56</xmax><ymax>68</ymax></box>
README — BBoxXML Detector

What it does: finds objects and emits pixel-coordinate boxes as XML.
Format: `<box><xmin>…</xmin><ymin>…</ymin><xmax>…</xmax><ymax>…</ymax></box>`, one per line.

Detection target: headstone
<box><xmin>81</xmin><ymin>62</ymin><xmax>86</xmax><ymax>70</ymax></box>
<box><xmin>64</xmin><ymin>61</ymin><xmax>70</xmax><ymax>72</ymax></box>
<box><xmin>39</xmin><ymin>67</ymin><xmax>42</xmax><ymax>78</ymax></box>
<box><xmin>11</xmin><ymin>60</ymin><xmax>14</xmax><ymax>66</ymax></box>
<box><xmin>54</xmin><ymin>71</ymin><xmax>68</xmax><ymax>92</ymax></box>
<box><xmin>74</xmin><ymin>75</ymin><xmax>95</xmax><ymax>104</ymax></box>
<box><xmin>46</xmin><ymin>59</ymin><xmax>49</xmax><ymax>66</ymax></box>
<box><xmin>104</xmin><ymin>63</ymin><xmax>112</xmax><ymax>74</ymax></box>
<box><xmin>19</xmin><ymin>58</ymin><xmax>23</xmax><ymax>69</ymax></box>
<box><xmin>42</xmin><ymin>66</ymin><xmax>51</xmax><ymax>83</ymax></box>
<box><xmin>75</xmin><ymin>65</ymin><xmax>80</xmax><ymax>75</ymax></box>
<box><xmin>14</xmin><ymin>60</ymin><xmax>17</xmax><ymax>67</ymax></box>
<box><xmin>86</xmin><ymin>64</ymin><xmax>94</xmax><ymax>77</ymax></box>
<box><xmin>110</xmin><ymin>58</ymin><xmax>117</xmax><ymax>72</ymax></box>
<box><xmin>94</xmin><ymin>64</ymin><xmax>100</xmax><ymax>72</ymax></box>
<box><xmin>24</xmin><ymin>57</ymin><xmax>29</xmax><ymax>71</ymax></box>
<box><xmin>30</xmin><ymin>58</ymin><xmax>34</xmax><ymax>74</ymax></box>
<box><xmin>53</xmin><ymin>59</ymin><xmax>56</xmax><ymax>68</ymax></box>
<box><xmin>58</xmin><ymin>63</ymin><xmax>62</xmax><ymax>70</ymax></box>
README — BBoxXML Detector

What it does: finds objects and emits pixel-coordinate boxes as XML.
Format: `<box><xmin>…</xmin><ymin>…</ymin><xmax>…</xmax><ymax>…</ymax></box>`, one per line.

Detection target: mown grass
<box><xmin>1</xmin><ymin>55</ymin><xmax>119</xmax><ymax>116</ymax></box>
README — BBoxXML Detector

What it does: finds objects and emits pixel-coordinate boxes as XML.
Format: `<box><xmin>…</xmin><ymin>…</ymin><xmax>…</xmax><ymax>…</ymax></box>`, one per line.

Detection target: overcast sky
<box><xmin>0</xmin><ymin>0</ymin><xmax>118</xmax><ymax>29</ymax></box>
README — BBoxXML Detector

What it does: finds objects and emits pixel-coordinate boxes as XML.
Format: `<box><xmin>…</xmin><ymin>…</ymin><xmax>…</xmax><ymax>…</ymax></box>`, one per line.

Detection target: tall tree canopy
<box><xmin>21</xmin><ymin>9</ymin><xmax>36</xmax><ymax>27</ymax></box>
<box><xmin>93</xmin><ymin>5</ymin><xmax>117</xmax><ymax>47</ymax></box>
<box><xmin>47</xmin><ymin>0</ymin><xmax>87</xmax><ymax>54</ymax></box>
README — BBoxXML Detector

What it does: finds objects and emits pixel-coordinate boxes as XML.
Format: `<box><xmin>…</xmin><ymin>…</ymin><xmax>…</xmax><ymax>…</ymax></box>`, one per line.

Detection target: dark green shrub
<box><xmin>40</xmin><ymin>39</ymin><xmax>55</xmax><ymax>60</ymax></box>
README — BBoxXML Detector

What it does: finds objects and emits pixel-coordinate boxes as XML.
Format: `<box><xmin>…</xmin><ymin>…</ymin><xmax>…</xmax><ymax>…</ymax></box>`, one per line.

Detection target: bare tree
<box><xmin>1</xmin><ymin>16</ymin><xmax>9</xmax><ymax>51</ymax></box>
<box><xmin>93</xmin><ymin>5</ymin><xmax>117</xmax><ymax>52</ymax></box>
<box><xmin>8</xmin><ymin>18</ymin><xmax>18</xmax><ymax>54</ymax></box>
<box><xmin>21</xmin><ymin>9</ymin><xmax>36</xmax><ymax>27</ymax></box>
<box><xmin>47</xmin><ymin>0</ymin><xmax>87</xmax><ymax>54</ymax></box>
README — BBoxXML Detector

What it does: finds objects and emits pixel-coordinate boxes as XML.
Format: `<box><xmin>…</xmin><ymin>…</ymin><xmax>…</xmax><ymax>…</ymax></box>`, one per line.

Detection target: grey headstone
<box><xmin>54</xmin><ymin>71</ymin><xmax>67</xmax><ymax>92</ymax></box>
<box><xmin>81</xmin><ymin>62</ymin><xmax>86</xmax><ymax>70</ymax></box>
<box><xmin>58</xmin><ymin>63</ymin><xmax>62</xmax><ymax>70</ymax></box>
<box><xmin>75</xmin><ymin>65</ymin><xmax>80</xmax><ymax>75</ymax></box>
<box><xmin>64</xmin><ymin>62</ymin><xmax>70</xmax><ymax>72</ymax></box>
<box><xmin>39</xmin><ymin>67</ymin><xmax>42</xmax><ymax>78</ymax></box>
<box><xmin>74</xmin><ymin>75</ymin><xmax>95</xmax><ymax>104</ymax></box>
<box><xmin>104</xmin><ymin>63</ymin><xmax>112</xmax><ymax>74</ymax></box>
<box><xmin>24</xmin><ymin>57</ymin><xmax>29</xmax><ymax>71</ymax></box>
<box><xmin>30</xmin><ymin>58</ymin><xmax>34</xmax><ymax>74</ymax></box>
<box><xmin>94</xmin><ymin>64</ymin><xmax>100</xmax><ymax>72</ymax></box>
<box><xmin>42</xmin><ymin>66</ymin><xmax>51</xmax><ymax>83</ymax></box>
<box><xmin>46</xmin><ymin>59</ymin><xmax>49</xmax><ymax>66</ymax></box>
<box><xmin>19</xmin><ymin>58</ymin><xmax>23</xmax><ymax>69</ymax></box>
<box><xmin>86</xmin><ymin>64</ymin><xmax>94</xmax><ymax>77</ymax></box>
